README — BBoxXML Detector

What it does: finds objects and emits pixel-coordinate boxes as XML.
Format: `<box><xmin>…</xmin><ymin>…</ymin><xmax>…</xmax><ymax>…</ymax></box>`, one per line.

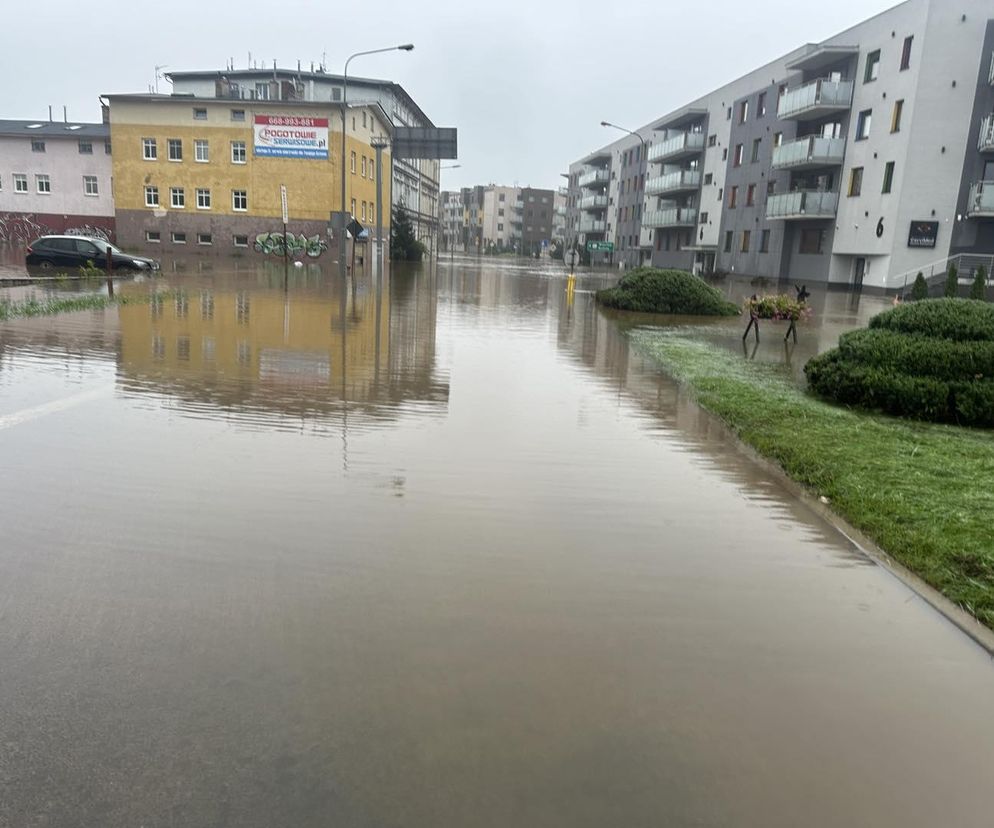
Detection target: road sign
<box><xmin>587</xmin><ymin>241</ymin><xmax>615</xmax><ymax>253</ymax></box>
<box><xmin>280</xmin><ymin>184</ymin><xmax>288</xmax><ymax>224</ymax></box>
<box><xmin>565</xmin><ymin>248</ymin><xmax>579</xmax><ymax>269</ymax></box>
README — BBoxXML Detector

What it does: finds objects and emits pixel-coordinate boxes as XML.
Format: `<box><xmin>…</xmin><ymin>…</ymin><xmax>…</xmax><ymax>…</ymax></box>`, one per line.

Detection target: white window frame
<box><xmin>36</xmin><ymin>174</ymin><xmax>51</xmax><ymax>194</ymax></box>
<box><xmin>195</xmin><ymin>140</ymin><xmax>209</xmax><ymax>163</ymax></box>
<box><xmin>233</xmin><ymin>234</ymin><xmax>249</xmax><ymax>248</ymax></box>
<box><xmin>142</xmin><ymin>137</ymin><xmax>157</xmax><ymax>160</ymax></box>
<box><xmin>197</xmin><ymin>232</ymin><xmax>213</xmax><ymax>246</ymax></box>
<box><xmin>171</xmin><ymin>231</ymin><xmax>187</xmax><ymax>244</ymax></box>
<box><xmin>361</xmin><ymin>156</ymin><xmax>367</xmax><ymax>178</ymax></box>
<box><xmin>83</xmin><ymin>175</ymin><xmax>99</xmax><ymax>196</ymax></box>
<box><xmin>196</xmin><ymin>188</ymin><xmax>211</xmax><ymax>210</ymax></box>
<box><xmin>231</xmin><ymin>140</ymin><xmax>247</xmax><ymax>164</ymax></box>
<box><xmin>170</xmin><ymin>187</ymin><xmax>185</xmax><ymax>209</ymax></box>
<box><xmin>144</xmin><ymin>185</ymin><xmax>159</xmax><ymax>207</ymax></box>
<box><xmin>350</xmin><ymin>150</ymin><xmax>356</xmax><ymax>174</ymax></box>
<box><xmin>145</xmin><ymin>230</ymin><xmax>161</xmax><ymax>243</ymax></box>
<box><xmin>167</xmin><ymin>138</ymin><xmax>183</xmax><ymax>161</ymax></box>
<box><xmin>13</xmin><ymin>173</ymin><xmax>27</xmax><ymax>193</ymax></box>
<box><xmin>232</xmin><ymin>189</ymin><xmax>248</xmax><ymax>211</ymax></box>
<box><xmin>78</xmin><ymin>140</ymin><xmax>93</xmax><ymax>155</ymax></box>
<box><xmin>231</xmin><ymin>109</ymin><xmax>246</xmax><ymax>122</ymax></box>
<box><xmin>193</xmin><ymin>107</ymin><xmax>208</xmax><ymax>120</ymax></box>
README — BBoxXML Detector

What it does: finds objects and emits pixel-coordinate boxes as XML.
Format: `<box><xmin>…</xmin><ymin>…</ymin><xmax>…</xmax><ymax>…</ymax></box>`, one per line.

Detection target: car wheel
<box><xmin>38</xmin><ymin>260</ymin><xmax>53</xmax><ymax>271</ymax></box>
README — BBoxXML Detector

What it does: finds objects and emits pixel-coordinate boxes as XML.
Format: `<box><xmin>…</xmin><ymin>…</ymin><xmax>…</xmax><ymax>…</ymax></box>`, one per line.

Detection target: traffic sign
<box><xmin>587</xmin><ymin>241</ymin><xmax>615</xmax><ymax>253</ymax></box>
<box><xmin>280</xmin><ymin>184</ymin><xmax>288</xmax><ymax>224</ymax></box>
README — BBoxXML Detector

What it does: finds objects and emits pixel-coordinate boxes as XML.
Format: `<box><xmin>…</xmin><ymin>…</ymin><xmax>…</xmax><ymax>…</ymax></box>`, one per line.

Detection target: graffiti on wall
<box><xmin>254</xmin><ymin>232</ymin><xmax>328</xmax><ymax>258</ymax></box>
<box><xmin>0</xmin><ymin>212</ymin><xmax>114</xmax><ymax>243</ymax></box>
<box><xmin>65</xmin><ymin>225</ymin><xmax>111</xmax><ymax>242</ymax></box>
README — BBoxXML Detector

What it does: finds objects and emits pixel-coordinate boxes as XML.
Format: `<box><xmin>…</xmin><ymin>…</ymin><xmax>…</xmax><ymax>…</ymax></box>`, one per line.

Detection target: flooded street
<box><xmin>1</xmin><ymin>257</ymin><xmax>993</xmax><ymax>827</ymax></box>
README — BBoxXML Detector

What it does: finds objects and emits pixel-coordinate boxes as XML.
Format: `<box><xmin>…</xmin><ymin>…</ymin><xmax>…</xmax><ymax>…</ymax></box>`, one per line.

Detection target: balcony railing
<box><xmin>778</xmin><ymin>79</ymin><xmax>854</xmax><ymax>120</ymax></box>
<box><xmin>647</xmin><ymin>132</ymin><xmax>705</xmax><ymax>164</ymax></box>
<box><xmin>578</xmin><ymin>169</ymin><xmax>610</xmax><ymax>188</ymax></box>
<box><xmin>968</xmin><ymin>181</ymin><xmax>994</xmax><ymax>217</ymax></box>
<box><xmin>766</xmin><ymin>190</ymin><xmax>839</xmax><ymax>220</ymax></box>
<box><xmin>579</xmin><ymin>194</ymin><xmax>609</xmax><ymax>211</ymax></box>
<box><xmin>578</xmin><ymin>219</ymin><xmax>607</xmax><ymax>234</ymax></box>
<box><xmin>979</xmin><ymin>115</ymin><xmax>994</xmax><ymax>153</ymax></box>
<box><xmin>645</xmin><ymin>170</ymin><xmax>702</xmax><ymax>196</ymax></box>
<box><xmin>642</xmin><ymin>207</ymin><xmax>698</xmax><ymax>228</ymax></box>
<box><xmin>771</xmin><ymin>136</ymin><xmax>846</xmax><ymax>170</ymax></box>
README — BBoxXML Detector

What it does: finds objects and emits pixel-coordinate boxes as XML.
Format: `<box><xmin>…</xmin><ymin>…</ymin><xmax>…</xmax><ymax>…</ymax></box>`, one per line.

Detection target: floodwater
<box><xmin>1</xmin><ymin>254</ymin><xmax>992</xmax><ymax>828</ymax></box>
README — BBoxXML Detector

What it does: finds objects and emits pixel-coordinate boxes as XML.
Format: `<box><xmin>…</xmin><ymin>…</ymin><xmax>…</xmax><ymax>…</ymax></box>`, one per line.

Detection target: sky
<box><xmin>3</xmin><ymin>0</ymin><xmax>901</xmax><ymax>192</ymax></box>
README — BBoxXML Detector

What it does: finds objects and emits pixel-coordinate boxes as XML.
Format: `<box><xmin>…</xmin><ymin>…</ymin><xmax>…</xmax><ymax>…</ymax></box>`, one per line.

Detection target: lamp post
<box><xmin>601</xmin><ymin>121</ymin><xmax>646</xmax><ymax>268</ymax></box>
<box><xmin>339</xmin><ymin>44</ymin><xmax>414</xmax><ymax>283</ymax></box>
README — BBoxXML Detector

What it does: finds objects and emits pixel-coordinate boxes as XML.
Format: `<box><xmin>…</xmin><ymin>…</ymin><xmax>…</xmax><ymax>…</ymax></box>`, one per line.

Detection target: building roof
<box><xmin>164</xmin><ymin>68</ymin><xmax>436</xmax><ymax>128</ymax></box>
<box><xmin>0</xmin><ymin>119</ymin><xmax>109</xmax><ymax>140</ymax></box>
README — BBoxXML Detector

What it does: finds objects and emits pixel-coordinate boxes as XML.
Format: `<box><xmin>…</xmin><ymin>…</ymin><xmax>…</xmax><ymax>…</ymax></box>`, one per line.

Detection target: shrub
<box><xmin>596</xmin><ymin>268</ymin><xmax>740</xmax><ymax>316</ymax></box>
<box><xmin>869</xmin><ymin>298</ymin><xmax>994</xmax><ymax>342</ymax></box>
<box><xmin>910</xmin><ymin>272</ymin><xmax>928</xmax><ymax>301</ymax></box>
<box><xmin>837</xmin><ymin>328</ymin><xmax>994</xmax><ymax>381</ymax></box>
<box><xmin>970</xmin><ymin>265</ymin><xmax>988</xmax><ymax>302</ymax></box>
<box><xmin>945</xmin><ymin>263</ymin><xmax>959</xmax><ymax>298</ymax></box>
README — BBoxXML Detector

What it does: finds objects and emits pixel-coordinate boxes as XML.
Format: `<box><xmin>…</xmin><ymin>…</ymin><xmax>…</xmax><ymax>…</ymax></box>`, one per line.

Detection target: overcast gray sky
<box><xmin>4</xmin><ymin>0</ymin><xmax>899</xmax><ymax>191</ymax></box>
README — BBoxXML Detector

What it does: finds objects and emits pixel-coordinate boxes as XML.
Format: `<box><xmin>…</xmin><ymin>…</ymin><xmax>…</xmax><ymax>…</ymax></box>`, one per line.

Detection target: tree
<box><xmin>390</xmin><ymin>204</ymin><xmax>425</xmax><ymax>262</ymax></box>
<box><xmin>911</xmin><ymin>272</ymin><xmax>928</xmax><ymax>301</ymax></box>
<box><xmin>970</xmin><ymin>265</ymin><xmax>988</xmax><ymax>302</ymax></box>
<box><xmin>944</xmin><ymin>262</ymin><xmax>959</xmax><ymax>298</ymax></box>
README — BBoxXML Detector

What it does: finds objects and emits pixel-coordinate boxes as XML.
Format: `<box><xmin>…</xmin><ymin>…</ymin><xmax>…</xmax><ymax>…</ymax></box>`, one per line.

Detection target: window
<box><xmin>864</xmin><ymin>49</ymin><xmax>881</xmax><ymax>83</ymax></box>
<box><xmin>170</xmin><ymin>187</ymin><xmax>185</xmax><ymax>208</ymax></box>
<box><xmin>143</xmin><ymin>137</ymin><xmax>157</xmax><ymax>160</ymax></box>
<box><xmin>746</xmin><ymin>184</ymin><xmax>756</xmax><ymax>207</ymax></box>
<box><xmin>233</xmin><ymin>235</ymin><xmax>249</xmax><ymax>248</ymax></box>
<box><xmin>255</xmin><ymin>82</ymin><xmax>270</xmax><ymax>100</ymax></box>
<box><xmin>760</xmin><ymin>229</ymin><xmax>771</xmax><ymax>253</ymax></box>
<box><xmin>773</xmin><ymin>132</ymin><xmax>783</xmax><ymax>148</ymax></box>
<box><xmin>767</xmin><ymin>181</ymin><xmax>777</xmax><ymax>196</ymax></box>
<box><xmin>856</xmin><ymin>109</ymin><xmax>872</xmax><ymax>141</ymax></box>
<box><xmin>700</xmin><ymin>211</ymin><xmax>709</xmax><ymax>224</ymax></box>
<box><xmin>739</xmin><ymin>101</ymin><xmax>749</xmax><ymax>123</ymax></box>
<box><xmin>144</xmin><ymin>185</ymin><xmax>159</xmax><ymax>207</ymax></box>
<box><xmin>13</xmin><ymin>174</ymin><xmax>27</xmax><ymax>193</ymax></box>
<box><xmin>36</xmin><ymin>174</ymin><xmax>51</xmax><ymax>194</ymax></box>
<box><xmin>799</xmin><ymin>228</ymin><xmax>825</xmax><ymax>254</ymax></box>
<box><xmin>758</xmin><ymin>92</ymin><xmax>767</xmax><ymax>117</ymax></box>
<box><xmin>196</xmin><ymin>188</ymin><xmax>211</xmax><ymax>209</ymax></box>
<box><xmin>740</xmin><ymin>230</ymin><xmax>751</xmax><ymax>253</ymax></box>
<box><xmin>171</xmin><ymin>231</ymin><xmax>187</xmax><ymax>244</ymax></box>
<box><xmin>361</xmin><ymin>201</ymin><xmax>366</xmax><ymax>221</ymax></box>
<box><xmin>728</xmin><ymin>186</ymin><xmax>738</xmax><ymax>208</ymax></box>
<box><xmin>848</xmin><ymin>167</ymin><xmax>864</xmax><ymax>197</ymax></box>
<box><xmin>498</xmin><ymin>208</ymin><xmax>505</xmax><ymax>217</ymax></box>
<box><xmin>751</xmin><ymin>138</ymin><xmax>762</xmax><ymax>163</ymax></box>
<box><xmin>231</xmin><ymin>109</ymin><xmax>246</xmax><ymax>122</ymax></box>
<box><xmin>197</xmin><ymin>233</ymin><xmax>213</xmax><ymax>246</ymax></box>
<box><xmin>193</xmin><ymin>107</ymin><xmax>207</xmax><ymax>120</ymax></box>
<box><xmin>105</xmin><ymin>141</ymin><xmax>112</xmax><ymax>155</ymax></box>
<box><xmin>733</xmin><ymin>144</ymin><xmax>744</xmax><ymax>167</ymax></box>
<box><xmin>724</xmin><ymin>231</ymin><xmax>733</xmax><ymax>252</ymax></box>
<box><xmin>195</xmin><ymin>140</ymin><xmax>209</xmax><ymax>162</ymax></box>
<box><xmin>718</xmin><ymin>187</ymin><xmax>723</xmax><ymax>202</ymax></box>
<box><xmin>145</xmin><ymin>230</ymin><xmax>161</xmax><ymax>243</ymax></box>
<box><xmin>350</xmin><ymin>150</ymin><xmax>356</xmax><ymax>174</ymax></box>
<box><xmin>704</xmin><ymin>173</ymin><xmax>713</xmax><ymax>185</ymax></box>
<box><xmin>498</xmin><ymin>223</ymin><xmax>504</xmax><ymax>232</ymax></box>
<box><xmin>231</xmin><ymin>140</ymin><xmax>246</xmax><ymax>163</ymax></box>
<box><xmin>83</xmin><ymin>175</ymin><xmax>99</xmax><ymax>196</ymax></box>
<box><xmin>361</xmin><ymin>156</ymin><xmax>367</xmax><ymax>177</ymax></box>
<box><xmin>168</xmin><ymin>138</ymin><xmax>183</xmax><ymax>161</ymax></box>
<box><xmin>78</xmin><ymin>140</ymin><xmax>93</xmax><ymax>154</ymax></box>
<box><xmin>351</xmin><ymin>198</ymin><xmax>356</xmax><ymax>216</ymax></box>
<box><xmin>708</xmin><ymin>134</ymin><xmax>717</xmax><ymax>147</ymax></box>
<box><xmin>31</xmin><ymin>139</ymin><xmax>45</xmax><ymax>153</ymax></box>
<box><xmin>232</xmin><ymin>189</ymin><xmax>247</xmax><ymax>211</ymax></box>
<box><xmin>726</xmin><ymin>107</ymin><xmax>732</xmax><ymax>120</ymax></box>
<box><xmin>882</xmin><ymin>161</ymin><xmax>895</xmax><ymax>194</ymax></box>
<box><xmin>900</xmin><ymin>36</ymin><xmax>913</xmax><ymax>71</ymax></box>
<box><xmin>722</xmin><ymin>148</ymin><xmax>728</xmax><ymax>161</ymax></box>
<box><xmin>891</xmin><ymin>100</ymin><xmax>904</xmax><ymax>133</ymax></box>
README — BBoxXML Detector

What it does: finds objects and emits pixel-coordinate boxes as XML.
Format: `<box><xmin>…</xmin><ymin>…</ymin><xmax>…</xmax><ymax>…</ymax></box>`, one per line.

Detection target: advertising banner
<box><xmin>908</xmin><ymin>220</ymin><xmax>939</xmax><ymax>249</ymax></box>
<box><xmin>254</xmin><ymin>115</ymin><xmax>329</xmax><ymax>159</ymax></box>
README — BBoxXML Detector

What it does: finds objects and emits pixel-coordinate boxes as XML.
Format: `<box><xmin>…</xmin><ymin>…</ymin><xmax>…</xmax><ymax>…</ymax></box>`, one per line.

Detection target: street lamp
<box><xmin>339</xmin><ymin>44</ymin><xmax>414</xmax><ymax>282</ymax></box>
<box><xmin>601</xmin><ymin>121</ymin><xmax>646</xmax><ymax>268</ymax></box>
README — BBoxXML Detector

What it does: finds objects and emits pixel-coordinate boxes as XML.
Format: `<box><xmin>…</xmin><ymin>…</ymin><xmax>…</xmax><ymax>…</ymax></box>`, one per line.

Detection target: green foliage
<box><xmin>970</xmin><ymin>265</ymin><xmax>988</xmax><ymax>302</ymax></box>
<box><xmin>390</xmin><ymin>204</ymin><xmax>425</xmax><ymax>262</ymax></box>
<box><xmin>254</xmin><ymin>232</ymin><xmax>327</xmax><ymax>258</ymax></box>
<box><xmin>945</xmin><ymin>263</ymin><xmax>959</xmax><ymax>298</ymax></box>
<box><xmin>0</xmin><ymin>290</ymin><xmax>163</xmax><ymax>321</ymax></box>
<box><xmin>596</xmin><ymin>268</ymin><xmax>740</xmax><ymax>316</ymax></box>
<box><xmin>746</xmin><ymin>294</ymin><xmax>812</xmax><ymax>321</ymax></box>
<box><xmin>911</xmin><ymin>272</ymin><xmax>928</xmax><ymax>301</ymax></box>
<box><xmin>806</xmin><ymin>298</ymin><xmax>994</xmax><ymax>426</ymax></box>
<box><xmin>78</xmin><ymin>259</ymin><xmax>105</xmax><ymax>279</ymax></box>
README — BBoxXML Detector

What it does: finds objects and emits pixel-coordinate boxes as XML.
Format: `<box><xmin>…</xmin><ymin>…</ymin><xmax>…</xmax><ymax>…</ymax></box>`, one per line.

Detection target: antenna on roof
<box><xmin>63</xmin><ymin>105</ymin><xmax>67</xmax><ymax>123</ymax></box>
<box><xmin>248</xmin><ymin>51</ymin><xmax>252</xmax><ymax>69</ymax></box>
<box><xmin>48</xmin><ymin>105</ymin><xmax>52</xmax><ymax>122</ymax></box>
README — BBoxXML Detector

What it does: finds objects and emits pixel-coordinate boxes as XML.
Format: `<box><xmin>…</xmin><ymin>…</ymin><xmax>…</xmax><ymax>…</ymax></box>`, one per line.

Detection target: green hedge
<box><xmin>806</xmin><ymin>298</ymin><xmax>994</xmax><ymax>427</ymax></box>
<box><xmin>596</xmin><ymin>268</ymin><xmax>740</xmax><ymax>316</ymax></box>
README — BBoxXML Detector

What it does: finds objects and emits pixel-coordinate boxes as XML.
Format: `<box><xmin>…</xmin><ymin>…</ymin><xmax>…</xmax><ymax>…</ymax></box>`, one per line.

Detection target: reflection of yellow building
<box><xmin>106</xmin><ymin>95</ymin><xmax>391</xmax><ymax>253</ymax></box>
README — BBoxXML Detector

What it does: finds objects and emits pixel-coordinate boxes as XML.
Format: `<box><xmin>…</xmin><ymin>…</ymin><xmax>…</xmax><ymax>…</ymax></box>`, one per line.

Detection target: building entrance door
<box><xmin>854</xmin><ymin>257</ymin><xmax>867</xmax><ymax>289</ymax></box>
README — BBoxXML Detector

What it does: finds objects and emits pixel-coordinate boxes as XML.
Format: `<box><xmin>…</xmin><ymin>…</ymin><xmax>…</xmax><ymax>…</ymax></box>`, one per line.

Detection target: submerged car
<box><xmin>25</xmin><ymin>235</ymin><xmax>160</xmax><ymax>272</ymax></box>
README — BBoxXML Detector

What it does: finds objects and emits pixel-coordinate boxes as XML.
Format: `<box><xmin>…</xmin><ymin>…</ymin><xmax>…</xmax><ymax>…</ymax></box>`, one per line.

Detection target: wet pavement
<box><xmin>1</xmin><ymin>254</ymin><xmax>993</xmax><ymax>827</ymax></box>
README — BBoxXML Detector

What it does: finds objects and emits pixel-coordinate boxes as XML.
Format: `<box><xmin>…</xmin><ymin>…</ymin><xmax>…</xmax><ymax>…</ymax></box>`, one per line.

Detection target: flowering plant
<box><xmin>745</xmin><ymin>293</ymin><xmax>813</xmax><ymax>322</ymax></box>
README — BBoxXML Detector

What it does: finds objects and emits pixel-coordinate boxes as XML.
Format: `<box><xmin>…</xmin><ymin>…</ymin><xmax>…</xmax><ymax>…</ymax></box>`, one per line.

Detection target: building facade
<box><xmin>520</xmin><ymin>187</ymin><xmax>555</xmax><ymax>255</ymax></box>
<box><xmin>443</xmin><ymin>184</ymin><xmax>557</xmax><ymax>255</ymax></box>
<box><xmin>566</xmin><ymin>0</ymin><xmax>994</xmax><ymax>288</ymax></box>
<box><xmin>0</xmin><ymin>119</ymin><xmax>115</xmax><ymax>243</ymax></box>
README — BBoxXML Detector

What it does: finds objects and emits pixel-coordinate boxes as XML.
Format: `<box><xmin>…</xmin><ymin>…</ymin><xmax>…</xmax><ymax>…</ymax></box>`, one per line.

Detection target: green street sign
<box><xmin>586</xmin><ymin>241</ymin><xmax>615</xmax><ymax>253</ymax></box>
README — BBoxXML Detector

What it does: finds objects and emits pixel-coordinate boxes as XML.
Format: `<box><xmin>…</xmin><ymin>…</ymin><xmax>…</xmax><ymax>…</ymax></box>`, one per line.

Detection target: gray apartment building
<box><xmin>566</xmin><ymin>0</ymin><xmax>994</xmax><ymax>289</ymax></box>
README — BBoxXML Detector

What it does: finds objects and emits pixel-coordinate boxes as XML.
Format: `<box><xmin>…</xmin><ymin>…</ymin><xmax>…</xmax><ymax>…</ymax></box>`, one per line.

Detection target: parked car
<box><xmin>25</xmin><ymin>235</ymin><xmax>159</xmax><ymax>272</ymax></box>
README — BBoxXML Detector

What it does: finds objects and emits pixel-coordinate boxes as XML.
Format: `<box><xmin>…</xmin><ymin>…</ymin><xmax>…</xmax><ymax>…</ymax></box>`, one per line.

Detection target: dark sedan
<box><xmin>26</xmin><ymin>235</ymin><xmax>159</xmax><ymax>272</ymax></box>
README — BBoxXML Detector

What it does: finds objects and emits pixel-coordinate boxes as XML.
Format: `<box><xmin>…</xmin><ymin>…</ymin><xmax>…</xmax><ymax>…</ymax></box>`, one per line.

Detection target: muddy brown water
<box><xmin>1</xmin><ymin>257</ymin><xmax>992</xmax><ymax>827</ymax></box>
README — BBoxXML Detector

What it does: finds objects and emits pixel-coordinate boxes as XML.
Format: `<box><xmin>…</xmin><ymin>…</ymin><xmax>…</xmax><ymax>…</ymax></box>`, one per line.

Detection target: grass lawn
<box><xmin>631</xmin><ymin>329</ymin><xmax>994</xmax><ymax>630</ymax></box>
<box><xmin>0</xmin><ymin>292</ymin><xmax>155</xmax><ymax>322</ymax></box>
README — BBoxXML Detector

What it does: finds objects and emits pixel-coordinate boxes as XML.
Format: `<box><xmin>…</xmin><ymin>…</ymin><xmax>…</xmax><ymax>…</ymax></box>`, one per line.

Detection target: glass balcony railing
<box><xmin>777</xmin><ymin>79</ymin><xmax>853</xmax><ymax>120</ymax></box>
<box><xmin>968</xmin><ymin>181</ymin><xmax>994</xmax><ymax>217</ymax></box>
<box><xmin>647</xmin><ymin>132</ymin><xmax>705</xmax><ymax>164</ymax></box>
<box><xmin>979</xmin><ymin>115</ymin><xmax>994</xmax><ymax>153</ymax></box>
<box><xmin>771</xmin><ymin>136</ymin><xmax>846</xmax><ymax>170</ymax></box>
<box><xmin>578</xmin><ymin>169</ymin><xmax>610</xmax><ymax>188</ymax></box>
<box><xmin>578</xmin><ymin>219</ymin><xmax>607</xmax><ymax>234</ymax></box>
<box><xmin>642</xmin><ymin>207</ymin><xmax>698</xmax><ymax>228</ymax></box>
<box><xmin>578</xmin><ymin>194</ymin><xmax>609</xmax><ymax>211</ymax></box>
<box><xmin>644</xmin><ymin>170</ymin><xmax>702</xmax><ymax>196</ymax></box>
<box><xmin>766</xmin><ymin>190</ymin><xmax>839</xmax><ymax>220</ymax></box>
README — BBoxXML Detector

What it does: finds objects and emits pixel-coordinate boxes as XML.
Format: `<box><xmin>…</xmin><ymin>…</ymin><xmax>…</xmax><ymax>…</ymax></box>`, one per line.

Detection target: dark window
<box><xmin>728</xmin><ymin>186</ymin><xmax>738</xmax><ymax>208</ymax></box>
<box><xmin>760</xmin><ymin>229</ymin><xmax>771</xmax><ymax>253</ymax></box>
<box><xmin>708</xmin><ymin>134</ymin><xmax>717</xmax><ymax>147</ymax></box>
<box><xmin>856</xmin><ymin>110</ymin><xmax>872</xmax><ymax>141</ymax></box>
<box><xmin>882</xmin><ymin>162</ymin><xmax>895</xmax><ymax>194</ymax></box>
<box><xmin>746</xmin><ymin>184</ymin><xmax>756</xmax><ymax>207</ymax></box>
<box><xmin>891</xmin><ymin>100</ymin><xmax>904</xmax><ymax>133</ymax></box>
<box><xmin>740</xmin><ymin>230</ymin><xmax>751</xmax><ymax>253</ymax></box>
<box><xmin>757</xmin><ymin>92</ymin><xmax>767</xmax><ymax>117</ymax></box>
<box><xmin>751</xmin><ymin>138</ymin><xmax>762</xmax><ymax>163</ymax></box>
<box><xmin>723</xmin><ymin>231</ymin><xmax>733</xmax><ymax>252</ymax></box>
<box><xmin>31</xmin><ymin>139</ymin><xmax>45</xmax><ymax>153</ymax></box>
<box><xmin>864</xmin><ymin>49</ymin><xmax>881</xmax><ymax>83</ymax></box>
<box><xmin>799</xmin><ymin>228</ymin><xmax>825</xmax><ymax>254</ymax></box>
<box><xmin>849</xmin><ymin>167</ymin><xmax>864</xmax><ymax>197</ymax></box>
<box><xmin>900</xmin><ymin>36</ymin><xmax>913</xmax><ymax>71</ymax></box>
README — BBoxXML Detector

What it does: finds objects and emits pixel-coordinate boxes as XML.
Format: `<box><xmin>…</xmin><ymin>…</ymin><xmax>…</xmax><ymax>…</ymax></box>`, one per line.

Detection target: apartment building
<box><xmin>482</xmin><ymin>185</ymin><xmax>520</xmax><ymax>251</ymax></box>
<box><xmin>566</xmin><ymin>0</ymin><xmax>994</xmax><ymax>288</ymax></box>
<box><xmin>440</xmin><ymin>184</ymin><xmax>558</xmax><ymax>254</ymax></box>
<box><xmin>105</xmin><ymin>93</ymin><xmax>390</xmax><ymax>253</ymax></box>
<box><xmin>0</xmin><ymin>118</ymin><xmax>115</xmax><ymax>242</ymax></box>
<box><xmin>519</xmin><ymin>187</ymin><xmax>555</xmax><ymax>255</ymax></box>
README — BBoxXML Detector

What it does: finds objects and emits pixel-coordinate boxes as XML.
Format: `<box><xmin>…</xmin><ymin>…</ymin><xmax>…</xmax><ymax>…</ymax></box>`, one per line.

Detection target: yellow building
<box><xmin>105</xmin><ymin>94</ymin><xmax>392</xmax><ymax>257</ymax></box>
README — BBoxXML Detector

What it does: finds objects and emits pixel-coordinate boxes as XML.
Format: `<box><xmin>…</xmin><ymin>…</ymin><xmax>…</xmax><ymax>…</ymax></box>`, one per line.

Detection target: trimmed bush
<box><xmin>970</xmin><ymin>266</ymin><xmax>988</xmax><ymax>302</ymax></box>
<box><xmin>911</xmin><ymin>272</ymin><xmax>928</xmax><ymax>301</ymax></box>
<box><xmin>596</xmin><ymin>268</ymin><xmax>740</xmax><ymax>316</ymax></box>
<box><xmin>806</xmin><ymin>298</ymin><xmax>994</xmax><ymax>427</ymax></box>
<box><xmin>945</xmin><ymin>263</ymin><xmax>959</xmax><ymax>298</ymax></box>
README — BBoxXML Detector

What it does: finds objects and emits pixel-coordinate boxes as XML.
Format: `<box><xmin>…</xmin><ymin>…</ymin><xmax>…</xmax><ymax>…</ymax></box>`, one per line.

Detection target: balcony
<box><xmin>648</xmin><ymin>132</ymin><xmax>705</xmax><ymax>164</ymax></box>
<box><xmin>643</xmin><ymin>207</ymin><xmax>698</xmax><ymax>228</ymax></box>
<box><xmin>578</xmin><ymin>194</ymin><xmax>609</xmax><ymax>211</ymax></box>
<box><xmin>979</xmin><ymin>115</ymin><xmax>994</xmax><ymax>153</ymax></box>
<box><xmin>968</xmin><ymin>181</ymin><xmax>994</xmax><ymax>217</ymax></box>
<box><xmin>512</xmin><ymin>201</ymin><xmax>524</xmax><ymax>212</ymax></box>
<box><xmin>771</xmin><ymin>136</ymin><xmax>846</xmax><ymax>170</ymax></box>
<box><xmin>778</xmin><ymin>79</ymin><xmax>853</xmax><ymax>121</ymax></box>
<box><xmin>766</xmin><ymin>190</ymin><xmax>839</xmax><ymax>220</ymax></box>
<box><xmin>645</xmin><ymin>170</ymin><xmax>702</xmax><ymax>196</ymax></box>
<box><xmin>578</xmin><ymin>169</ymin><xmax>610</xmax><ymax>188</ymax></box>
<box><xmin>578</xmin><ymin>219</ymin><xmax>607</xmax><ymax>234</ymax></box>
